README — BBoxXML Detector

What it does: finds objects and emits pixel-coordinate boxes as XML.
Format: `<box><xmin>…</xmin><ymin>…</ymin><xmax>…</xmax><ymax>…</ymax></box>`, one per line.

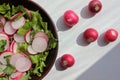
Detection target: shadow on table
<box><xmin>76</xmin><ymin>32</ymin><xmax>90</xmax><ymax>46</ymax></box>
<box><xmin>80</xmin><ymin>6</ymin><xmax>95</xmax><ymax>19</ymax></box>
<box><xmin>76</xmin><ymin>43</ymin><xmax>120</xmax><ymax>80</ymax></box>
<box><xmin>56</xmin><ymin>16</ymin><xmax>71</xmax><ymax>31</ymax></box>
<box><xmin>55</xmin><ymin>57</ymin><xmax>67</xmax><ymax>71</ymax></box>
<box><xmin>97</xmin><ymin>32</ymin><xmax>109</xmax><ymax>47</ymax></box>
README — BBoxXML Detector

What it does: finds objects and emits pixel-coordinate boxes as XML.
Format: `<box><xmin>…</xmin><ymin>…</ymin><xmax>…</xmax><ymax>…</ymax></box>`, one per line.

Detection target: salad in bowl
<box><xmin>0</xmin><ymin>0</ymin><xmax>58</xmax><ymax>80</ymax></box>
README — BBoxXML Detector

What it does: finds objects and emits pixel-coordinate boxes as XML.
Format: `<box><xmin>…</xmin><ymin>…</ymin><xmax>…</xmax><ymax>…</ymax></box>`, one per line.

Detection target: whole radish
<box><xmin>104</xmin><ymin>29</ymin><xmax>118</xmax><ymax>42</ymax></box>
<box><xmin>60</xmin><ymin>54</ymin><xmax>75</xmax><ymax>68</ymax></box>
<box><xmin>83</xmin><ymin>28</ymin><xmax>98</xmax><ymax>43</ymax></box>
<box><xmin>88</xmin><ymin>0</ymin><xmax>102</xmax><ymax>13</ymax></box>
<box><xmin>63</xmin><ymin>10</ymin><xmax>79</xmax><ymax>27</ymax></box>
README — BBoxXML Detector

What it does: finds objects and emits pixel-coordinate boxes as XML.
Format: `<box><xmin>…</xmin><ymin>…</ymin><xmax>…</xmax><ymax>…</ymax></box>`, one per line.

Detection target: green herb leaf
<box><xmin>20</xmin><ymin>72</ymin><xmax>31</xmax><ymax>80</ymax></box>
<box><xmin>0</xmin><ymin>40</ymin><xmax>7</xmax><ymax>52</ymax></box>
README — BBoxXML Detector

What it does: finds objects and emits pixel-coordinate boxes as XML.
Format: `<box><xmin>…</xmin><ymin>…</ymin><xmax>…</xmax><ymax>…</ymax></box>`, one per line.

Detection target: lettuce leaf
<box><xmin>0</xmin><ymin>3</ymin><xmax>25</xmax><ymax>19</ymax></box>
<box><xmin>0</xmin><ymin>76</ymin><xmax>8</xmax><ymax>80</ymax></box>
<box><xmin>0</xmin><ymin>40</ymin><xmax>7</xmax><ymax>52</ymax></box>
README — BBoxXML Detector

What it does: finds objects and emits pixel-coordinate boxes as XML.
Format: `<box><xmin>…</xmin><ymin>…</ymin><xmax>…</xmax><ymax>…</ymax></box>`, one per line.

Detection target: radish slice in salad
<box><xmin>24</xmin><ymin>8</ymin><xmax>32</xmax><ymax>19</ymax></box>
<box><xmin>0</xmin><ymin>51</ymin><xmax>13</xmax><ymax>65</ymax></box>
<box><xmin>0</xmin><ymin>15</ymin><xmax>6</xmax><ymax>26</ymax></box>
<box><xmin>9</xmin><ymin>40</ymin><xmax>16</xmax><ymax>52</ymax></box>
<box><xmin>10</xmin><ymin>54</ymin><xmax>24</xmax><ymax>66</ymax></box>
<box><xmin>0</xmin><ymin>72</ymin><xmax>6</xmax><ymax>76</ymax></box>
<box><xmin>11</xmin><ymin>41</ymin><xmax>18</xmax><ymax>53</ymax></box>
<box><xmin>10</xmin><ymin>12</ymin><xmax>22</xmax><ymax>21</ymax></box>
<box><xmin>13</xmin><ymin>34</ymin><xmax>25</xmax><ymax>43</ymax></box>
<box><xmin>4</xmin><ymin>21</ymin><xmax>16</xmax><ymax>35</ymax></box>
<box><xmin>0</xmin><ymin>32</ymin><xmax>9</xmax><ymax>39</ymax></box>
<box><xmin>0</xmin><ymin>27</ymin><xmax>4</xmax><ymax>33</ymax></box>
<box><xmin>10</xmin><ymin>71</ymin><xmax>23</xmax><ymax>79</ymax></box>
<box><xmin>32</xmin><ymin>37</ymin><xmax>48</xmax><ymax>53</ymax></box>
<box><xmin>15</xmin><ymin>57</ymin><xmax>32</xmax><ymax>72</ymax></box>
<box><xmin>34</xmin><ymin>32</ymin><xmax>49</xmax><ymax>42</ymax></box>
<box><xmin>27</xmin><ymin>45</ymin><xmax>37</xmax><ymax>54</ymax></box>
<box><xmin>24</xmin><ymin>30</ymin><xmax>32</xmax><ymax>43</ymax></box>
<box><xmin>11</xmin><ymin>17</ymin><xmax>25</xmax><ymax>30</ymax></box>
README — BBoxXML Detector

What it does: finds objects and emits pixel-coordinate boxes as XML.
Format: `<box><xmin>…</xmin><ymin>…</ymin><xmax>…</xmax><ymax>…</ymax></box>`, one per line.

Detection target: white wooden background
<box><xmin>33</xmin><ymin>0</ymin><xmax>120</xmax><ymax>80</ymax></box>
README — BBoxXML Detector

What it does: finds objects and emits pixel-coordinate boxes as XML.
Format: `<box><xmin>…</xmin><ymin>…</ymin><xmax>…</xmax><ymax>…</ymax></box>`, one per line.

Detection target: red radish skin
<box><xmin>0</xmin><ymin>15</ymin><xmax>6</xmax><ymax>26</ymax></box>
<box><xmin>88</xmin><ymin>0</ymin><xmax>102</xmax><ymax>13</ymax></box>
<box><xmin>34</xmin><ymin>32</ymin><xmax>49</xmax><ymax>42</ymax></box>
<box><xmin>10</xmin><ymin>12</ymin><xmax>22</xmax><ymax>21</ymax></box>
<box><xmin>12</xmin><ymin>41</ymin><xmax>18</xmax><ymax>53</ymax></box>
<box><xmin>24</xmin><ymin>8</ymin><xmax>32</xmax><ymax>19</ymax></box>
<box><xmin>11</xmin><ymin>17</ymin><xmax>25</xmax><ymax>30</ymax></box>
<box><xmin>83</xmin><ymin>28</ymin><xmax>98</xmax><ymax>43</ymax></box>
<box><xmin>27</xmin><ymin>45</ymin><xmax>37</xmax><ymax>54</ymax></box>
<box><xmin>0</xmin><ymin>32</ymin><xmax>9</xmax><ymax>39</ymax></box>
<box><xmin>60</xmin><ymin>54</ymin><xmax>75</xmax><ymax>68</ymax></box>
<box><xmin>4</xmin><ymin>21</ymin><xmax>16</xmax><ymax>35</ymax></box>
<box><xmin>13</xmin><ymin>34</ymin><xmax>25</xmax><ymax>43</ymax></box>
<box><xmin>10</xmin><ymin>40</ymin><xmax>16</xmax><ymax>52</ymax></box>
<box><xmin>32</xmin><ymin>37</ymin><xmax>48</xmax><ymax>53</ymax></box>
<box><xmin>104</xmin><ymin>29</ymin><xmax>118</xmax><ymax>42</ymax></box>
<box><xmin>24</xmin><ymin>30</ymin><xmax>32</xmax><ymax>43</ymax></box>
<box><xmin>15</xmin><ymin>57</ymin><xmax>32</xmax><ymax>72</ymax></box>
<box><xmin>10</xmin><ymin>71</ymin><xmax>23</xmax><ymax>80</ymax></box>
<box><xmin>0</xmin><ymin>72</ymin><xmax>6</xmax><ymax>76</ymax></box>
<box><xmin>63</xmin><ymin>10</ymin><xmax>79</xmax><ymax>27</ymax></box>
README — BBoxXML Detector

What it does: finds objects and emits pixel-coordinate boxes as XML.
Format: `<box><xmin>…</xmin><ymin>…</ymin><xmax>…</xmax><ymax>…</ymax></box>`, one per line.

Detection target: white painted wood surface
<box><xmin>32</xmin><ymin>0</ymin><xmax>120</xmax><ymax>80</ymax></box>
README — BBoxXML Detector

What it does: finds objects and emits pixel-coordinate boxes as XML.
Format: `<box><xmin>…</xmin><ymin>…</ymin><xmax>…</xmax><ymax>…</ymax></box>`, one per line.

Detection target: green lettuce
<box><xmin>0</xmin><ymin>40</ymin><xmax>7</xmax><ymax>52</ymax></box>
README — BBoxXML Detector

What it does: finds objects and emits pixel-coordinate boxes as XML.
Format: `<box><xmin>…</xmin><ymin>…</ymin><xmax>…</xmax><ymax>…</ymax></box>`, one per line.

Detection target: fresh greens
<box><xmin>0</xmin><ymin>3</ymin><xmax>25</xmax><ymax>19</ymax></box>
<box><xmin>0</xmin><ymin>40</ymin><xmax>7</xmax><ymax>52</ymax></box>
<box><xmin>0</xmin><ymin>76</ymin><xmax>8</xmax><ymax>80</ymax></box>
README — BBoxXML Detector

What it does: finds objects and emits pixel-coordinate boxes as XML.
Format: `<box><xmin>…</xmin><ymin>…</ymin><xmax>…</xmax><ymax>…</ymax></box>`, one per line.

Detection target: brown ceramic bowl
<box><xmin>0</xmin><ymin>0</ymin><xmax>58</xmax><ymax>80</ymax></box>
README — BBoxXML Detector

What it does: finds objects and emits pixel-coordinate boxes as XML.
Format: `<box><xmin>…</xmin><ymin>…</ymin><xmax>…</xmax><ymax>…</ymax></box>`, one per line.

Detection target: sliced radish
<box><xmin>0</xmin><ymin>72</ymin><xmax>6</xmax><ymax>76</ymax></box>
<box><xmin>0</xmin><ymin>15</ymin><xmax>6</xmax><ymax>26</ymax></box>
<box><xmin>0</xmin><ymin>21</ymin><xmax>3</xmax><ymax>27</ymax></box>
<box><xmin>27</xmin><ymin>45</ymin><xmax>37</xmax><ymax>54</ymax></box>
<box><xmin>0</xmin><ymin>36</ymin><xmax>9</xmax><ymax>51</ymax></box>
<box><xmin>13</xmin><ymin>34</ymin><xmax>25</xmax><ymax>43</ymax></box>
<box><xmin>32</xmin><ymin>37</ymin><xmax>48</xmax><ymax>53</ymax></box>
<box><xmin>24</xmin><ymin>8</ymin><xmax>32</xmax><ymax>19</ymax></box>
<box><xmin>0</xmin><ymin>27</ymin><xmax>4</xmax><ymax>33</ymax></box>
<box><xmin>24</xmin><ymin>30</ymin><xmax>32</xmax><ymax>43</ymax></box>
<box><xmin>0</xmin><ymin>32</ymin><xmax>9</xmax><ymax>39</ymax></box>
<box><xmin>10</xmin><ymin>12</ymin><xmax>22</xmax><ymax>21</ymax></box>
<box><xmin>11</xmin><ymin>17</ymin><xmax>25</xmax><ymax>30</ymax></box>
<box><xmin>10</xmin><ymin>71</ymin><xmax>23</xmax><ymax>79</ymax></box>
<box><xmin>15</xmin><ymin>57</ymin><xmax>32</xmax><ymax>72</ymax></box>
<box><xmin>9</xmin><ymin>77</ymin><xmax>12</xmax><ymax>80</ymax></box>
<box><xmin>34</xmin><ymin>32</ymin><xmax>49</xmax><ymax>42</ymax></box>
<box><xmin>12</xmin><ymin>41</ymin><xmax>18</xmax><ymax>53</ymax></box>
<box><xmin>10</xmin><ymin>54</ymin><xmax>23</xmax><ymax>66</ymax></box>
<box><xmin>10</xmin><ymin>40</ymin><xmax>16</xmax><ymax>52</ymax></box>
<box><xmin>0</xmin><ymin>51</ymin><xmax>13</xmax><ymax>65</ymax></box>
<box><xmin>4</xmin><ymin>21</ymin><xmax>16</xmax><ymax>35</ymax></box>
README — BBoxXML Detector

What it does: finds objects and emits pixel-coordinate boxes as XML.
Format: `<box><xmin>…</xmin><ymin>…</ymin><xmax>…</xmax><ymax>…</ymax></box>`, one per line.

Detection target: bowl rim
<box><xmin>28</xmin><ymin>1</ymin><xmax>59</xmax><ymax>79</ymax></box>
